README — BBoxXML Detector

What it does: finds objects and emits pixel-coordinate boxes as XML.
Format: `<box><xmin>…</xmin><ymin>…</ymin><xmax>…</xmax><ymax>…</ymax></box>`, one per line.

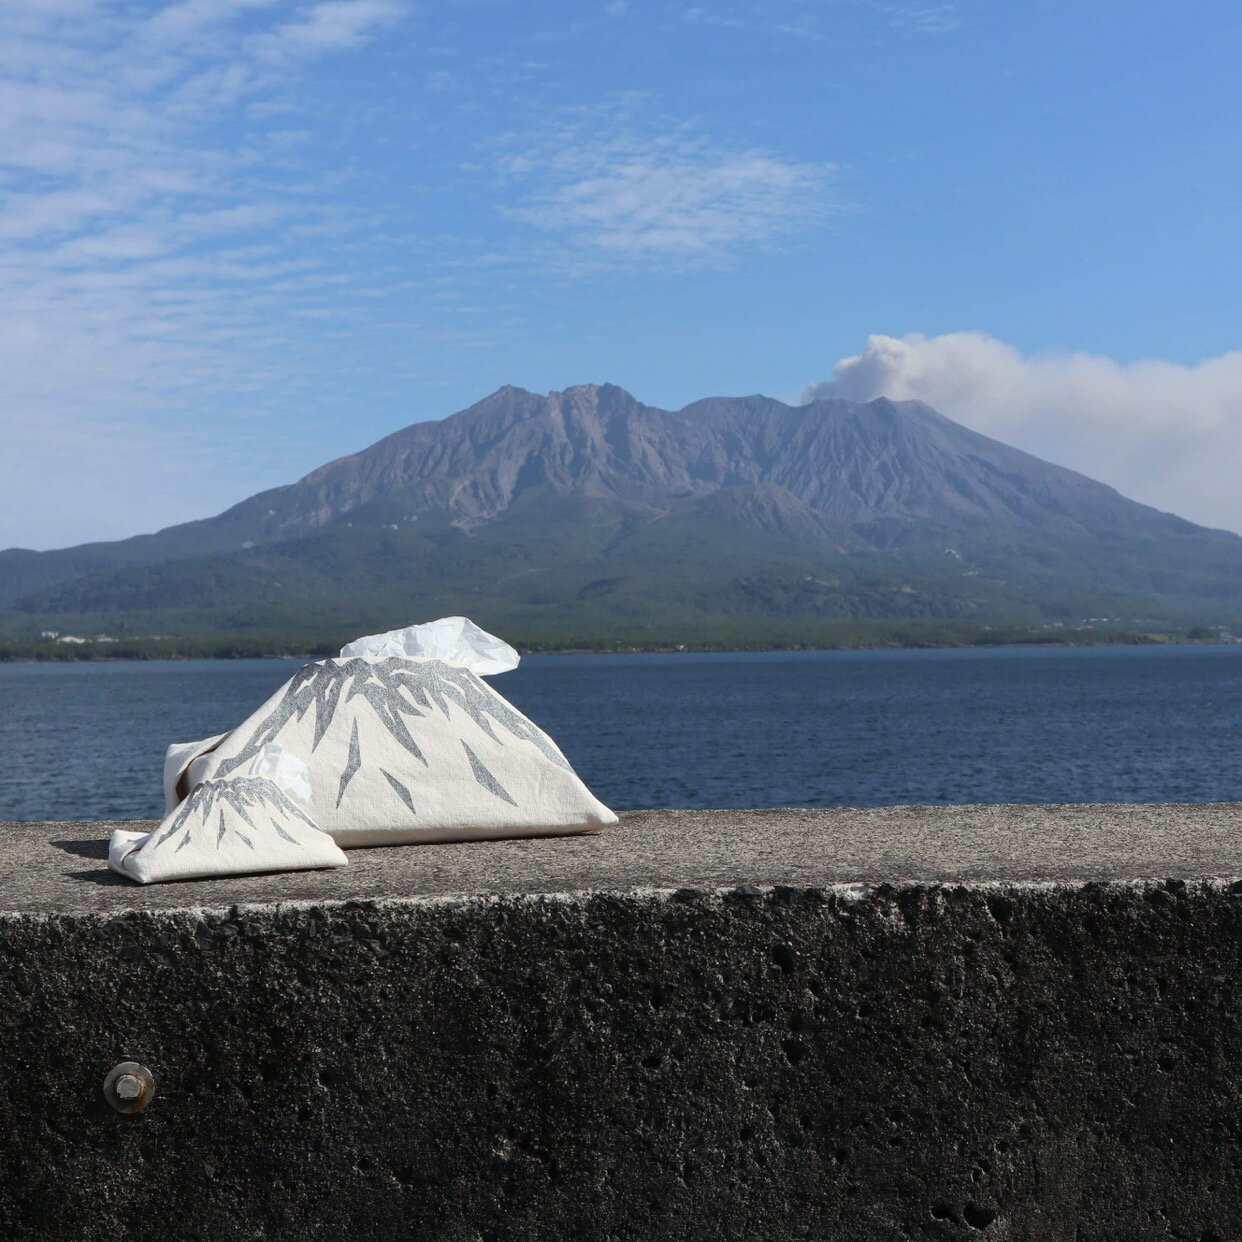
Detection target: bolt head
<box><xmin>115</xmin><ymin>1074</ymin><xmax>143</xmax><ymax>1101</ymax></box>
<box><xmin>103</xmin><ymin>1061</ymin><xmax>155</xmax><ymax>1114</ymax></box>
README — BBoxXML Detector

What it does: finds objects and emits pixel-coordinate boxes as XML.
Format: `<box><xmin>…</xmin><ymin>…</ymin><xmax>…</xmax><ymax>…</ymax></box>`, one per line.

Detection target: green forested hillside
<box><xmin>5</xmin><ymin>492</ymin><xmax>1240</xmax><ymax>646</ymax></box>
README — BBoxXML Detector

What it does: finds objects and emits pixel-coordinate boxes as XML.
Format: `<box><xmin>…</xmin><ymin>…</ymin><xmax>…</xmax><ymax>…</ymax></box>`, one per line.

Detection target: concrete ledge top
<box><xmin>2</xmin><ymin>803</ymin><xmax>1241</xmax><ymax>917</ymax></box>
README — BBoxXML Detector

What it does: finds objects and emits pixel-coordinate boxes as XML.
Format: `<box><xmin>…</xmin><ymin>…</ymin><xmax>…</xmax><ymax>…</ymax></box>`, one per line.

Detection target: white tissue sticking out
<box><xmin>340</xmin><ymin>615</ymin><xmax>519</xmax><ymax>676</ymax></box>
<box><xmin>247</xmin><ymin>742</ymin><xmax>312</xmax><ymax>803</ymax></box>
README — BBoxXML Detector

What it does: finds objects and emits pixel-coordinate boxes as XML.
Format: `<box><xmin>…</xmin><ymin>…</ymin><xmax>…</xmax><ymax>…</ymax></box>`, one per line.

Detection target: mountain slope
<box><xmin>4</xmin><ymin>384</ymin><xmax>1241</xmax><ymax>635</ymax></box>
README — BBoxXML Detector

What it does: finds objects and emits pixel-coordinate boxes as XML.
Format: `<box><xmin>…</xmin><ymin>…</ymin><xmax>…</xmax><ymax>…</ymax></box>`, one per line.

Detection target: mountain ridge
<box><xmin>4</xmin><ymin>383</ymin><xmax>1240</xmax><ymax>636</ymax></box>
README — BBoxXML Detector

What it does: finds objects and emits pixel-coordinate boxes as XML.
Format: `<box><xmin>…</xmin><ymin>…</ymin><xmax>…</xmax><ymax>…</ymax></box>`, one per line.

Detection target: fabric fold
<box><xmin>162</xmin><ymin>732</ymin><xmax>227</xmax><ymax>814</ymax></box>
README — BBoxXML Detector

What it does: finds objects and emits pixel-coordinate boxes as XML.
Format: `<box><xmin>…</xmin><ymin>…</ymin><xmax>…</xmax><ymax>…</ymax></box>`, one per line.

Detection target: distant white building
<box><xmin>40</xmin><ymin>630</ymin><xmax>59</xmax><ymax>639</ymax></box>
<box><xmin>57</xmin><ymin>635</ymin><xmax>87</xmax><ymax>645</ymax></box>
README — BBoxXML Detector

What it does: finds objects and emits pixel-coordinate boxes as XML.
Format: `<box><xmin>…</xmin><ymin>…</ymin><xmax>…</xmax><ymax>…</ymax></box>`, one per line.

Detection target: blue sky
<box><xmin>4</xmin><ymin>0</ymin><xmax>1242</xmax><ymax>548</ymax></box>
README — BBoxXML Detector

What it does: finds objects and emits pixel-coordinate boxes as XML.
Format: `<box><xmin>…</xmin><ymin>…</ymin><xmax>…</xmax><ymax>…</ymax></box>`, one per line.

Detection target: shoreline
<box><xmin>1</xmin><ymin>630</ymin><xmax>1236</xmax><ymax>663</ymax></box>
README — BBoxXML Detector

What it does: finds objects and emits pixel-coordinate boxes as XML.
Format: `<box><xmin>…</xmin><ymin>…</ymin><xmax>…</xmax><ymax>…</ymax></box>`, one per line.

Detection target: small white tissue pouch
<box><xmin>111</xmin><ymin>746</ymin><xmax>346</xmax><ymax>884</ymax></box>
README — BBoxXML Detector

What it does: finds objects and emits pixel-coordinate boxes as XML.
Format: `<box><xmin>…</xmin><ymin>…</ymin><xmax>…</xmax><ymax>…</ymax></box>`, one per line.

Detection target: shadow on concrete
<box><xmin>50</xmin><ymin>839</ymin><xmax>130</xmax><ymax>886</ymax></box>
<box><xmin>62</xmin><ymin>869</ymin><xmax>130</xmax><ymax>887</ymax></box>
<box><xmin>50</xmin><ymin>839</ymin><xmax>110</xmax><ymax>861</ymax></box>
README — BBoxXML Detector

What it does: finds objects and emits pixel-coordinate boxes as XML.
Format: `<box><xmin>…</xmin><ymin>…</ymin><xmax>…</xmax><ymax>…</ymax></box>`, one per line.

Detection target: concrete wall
<box><xmin>2</xmin><ymin>805</ymin><xmax>1241</xmax><ymax>1241</ymax></box>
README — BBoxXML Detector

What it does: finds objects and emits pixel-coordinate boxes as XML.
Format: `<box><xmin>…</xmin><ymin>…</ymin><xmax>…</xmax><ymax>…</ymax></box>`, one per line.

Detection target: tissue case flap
<box><xmin>163</xmin><ymin>733</ymin><xmax>228</xmax><ymax>813</ymax></box>
<box><xmin>191</xmin><ymin>655</ymin><xmax>618</xmax><ymax>846</ymax></box>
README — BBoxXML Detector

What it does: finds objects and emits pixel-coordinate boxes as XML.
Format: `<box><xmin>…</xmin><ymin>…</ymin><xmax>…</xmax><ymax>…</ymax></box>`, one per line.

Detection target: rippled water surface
<box><xmin>2</xmin><ymin>645</ymin><xmax>1241</xmax><ymax>821</ymax></box>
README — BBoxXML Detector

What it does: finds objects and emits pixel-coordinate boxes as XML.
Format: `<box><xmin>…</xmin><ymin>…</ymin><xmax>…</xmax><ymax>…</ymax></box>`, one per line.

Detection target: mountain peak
<box><xmin>245</xmin><ymin>383</ymin><xmax>1189</xmax><ymax>536</ymax></box>
<box><xmin>5</xmin><ymin>382</ymin><xmax>1240</xmax><ymax>631</ymax></box>
<box><xmin>548</xmin><ymin>381</ymin><xmax>643</xmax><ymax>406</ymax></box>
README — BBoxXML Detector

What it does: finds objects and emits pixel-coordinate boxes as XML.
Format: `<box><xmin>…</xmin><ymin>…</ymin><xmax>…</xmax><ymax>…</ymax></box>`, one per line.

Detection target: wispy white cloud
<box><xmin>250</xmin><ymin>0</ymin><xmax>407</xmax><ymax>61</ymax></box>
<box><xmin>143</xmin><ymin>0</ymin><xmax>280</xmax><ymax>45</ymax></box>
<box><xmin>679</xmin><ymin>6</ymin><xmax>752</xmax><ymax>33</ymax></box>
<box><xmin>883</xmin><ymin>3</ymin><xmax>960</xmax><ymax>35</ymax></box>
<box><xmin>804</xmin><ymin>332</ymin><xmax>1242</xmax><ymax>534</ymax></box>
<box><xmin>0</xmin><ymin>0</ymin><xmax>412</xmax><ymax>548</ymax></box>
<box><xmin>679</xmin><ymin>0</ymin><xmax>961</xmax><ymax>41</ymax></box>
<box><xmin>499</xmin><ymin>124</ymin><xmax>837</xmax><ymax>259</ymax></box>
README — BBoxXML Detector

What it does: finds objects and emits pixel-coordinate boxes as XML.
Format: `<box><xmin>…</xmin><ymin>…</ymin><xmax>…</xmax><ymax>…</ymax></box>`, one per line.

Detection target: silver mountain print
<box><xmin>210</xmin><ymin>657</ymin><xmax>570</xmax><ymax>812</ymax></box>
<box><xmin>150</xmin><ymin>775</ymin><xmax>319</xmax><ymax>854</ymax></box>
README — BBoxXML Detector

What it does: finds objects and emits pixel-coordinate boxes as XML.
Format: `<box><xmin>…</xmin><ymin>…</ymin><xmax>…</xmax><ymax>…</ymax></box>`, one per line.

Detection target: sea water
<box><xmin>1</xmin><ymin>645</ymin><xmax>1240</xmax><ymax>822</ymax></box>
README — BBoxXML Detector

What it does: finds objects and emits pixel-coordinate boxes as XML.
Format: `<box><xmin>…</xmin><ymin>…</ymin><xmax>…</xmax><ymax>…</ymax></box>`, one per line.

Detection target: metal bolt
<box><xmin>115</xmin><ymin>1074</ymin><xmax>143</xmax><ymax>1101</ymax></box>
<box><xmin>103</xmin><ymin>1062</ymin><xmax>155</xmax><ymax>1115</ymax></box>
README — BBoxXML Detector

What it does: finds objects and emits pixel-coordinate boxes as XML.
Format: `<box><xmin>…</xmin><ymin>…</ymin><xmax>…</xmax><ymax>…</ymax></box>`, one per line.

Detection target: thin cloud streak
<box><xmin>499</xmin><ymin>125</ymin><xmax>838</xmax><ymax>260</ymax></box>
<box><xmin>678</xmin><ymin>0</ymin><xmax>961</xmax><ymax>40</ymax></box>
<box><xmin>883</xmin><ymin>3</ymin><xmax>960</xmax><ymax>35</ymax></box>
<box><xmin>250</xmin><ymin>0</ymin><xmax>407</xmax><ymax>61</ymax></box>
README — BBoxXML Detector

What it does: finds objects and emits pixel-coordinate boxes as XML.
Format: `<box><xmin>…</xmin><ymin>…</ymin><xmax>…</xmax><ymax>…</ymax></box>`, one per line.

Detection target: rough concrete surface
<box><xmin>1</xmin><ymin>806</ymin><xmax>1241</xmax><ymax>1240</ymax></box>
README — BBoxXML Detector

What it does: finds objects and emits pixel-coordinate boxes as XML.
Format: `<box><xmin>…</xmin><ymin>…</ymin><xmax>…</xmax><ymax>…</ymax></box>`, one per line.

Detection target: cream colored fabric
<box><xmin>112</xmin><ymin>747</ymin><xmax>346</xmax><ymax>885</ymax></box>
<box><xmin>165</xmin><ymin>654</ymin><xmax>616</xmax><ymax>848</ymax></box>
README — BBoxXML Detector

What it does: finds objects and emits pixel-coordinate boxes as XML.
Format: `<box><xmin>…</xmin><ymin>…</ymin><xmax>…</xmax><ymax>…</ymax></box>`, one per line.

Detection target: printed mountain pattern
<box><xmin>187</xmin><ymin>656</ymin><xmax>617</xmax><ymax>847</ymax></box>
<box><xmin>115</xmin><ymin>775</ymin><xmax>347</xmax><ymax>885</ymax></box>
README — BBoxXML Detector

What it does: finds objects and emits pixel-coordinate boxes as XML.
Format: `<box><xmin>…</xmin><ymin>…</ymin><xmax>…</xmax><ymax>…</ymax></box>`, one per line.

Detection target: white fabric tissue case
<box><xmin>110</xmin><ymin>745</ymin><xmax>347</xmax><ymax>885</ymax></box>
<box><xmin>112</xmin><ymin>617</ymin><xmax>616</xmax><ymax>883</ymax></box>
<box><xmin>180</xmin><ymin>652</ymin><xmax>616</xmax><ymax>847</ymax></box>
